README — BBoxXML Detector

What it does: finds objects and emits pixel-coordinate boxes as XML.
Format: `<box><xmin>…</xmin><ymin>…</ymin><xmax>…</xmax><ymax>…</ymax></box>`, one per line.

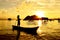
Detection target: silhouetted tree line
<box><xmin>24</xmin><ymin>15</ymin><xmax>60</xmax><ymax>23</ymax></box>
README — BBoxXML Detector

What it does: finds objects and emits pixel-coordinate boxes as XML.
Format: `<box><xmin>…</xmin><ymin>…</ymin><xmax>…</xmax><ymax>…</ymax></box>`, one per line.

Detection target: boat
<box><xmin>12</xmin><ymin>25</ymin><xmax>39</xmax><ymax>35</ymax></box>
<box><xmin>12</xmin><ymin>15</ymin><xmax>39</xmax><ymax>40</ymax></box>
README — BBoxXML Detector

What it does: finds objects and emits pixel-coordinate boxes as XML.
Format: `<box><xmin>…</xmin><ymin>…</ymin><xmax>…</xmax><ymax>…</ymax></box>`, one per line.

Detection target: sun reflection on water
<box><xmin>37</xmin><ymin>20</ymin><xmax>43</xmax><ymax>36</ymax></box>
<box><xmin>37</xmin><ymin>20</ymin><xmax>42</xmax><ymax>26</ymax></box>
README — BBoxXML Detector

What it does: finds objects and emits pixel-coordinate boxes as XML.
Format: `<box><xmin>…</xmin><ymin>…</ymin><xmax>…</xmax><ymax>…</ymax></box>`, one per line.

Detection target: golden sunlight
<box><xmin>35</xmin><ymin>10</ymin><xmax>45</xmax><ymax>18</ymax></box>
<box><xmin>38</xmin><ymin>20</ymin><xmax>42</xmax><ymax>26</ymax></box>
<box><xmin>35</xmin><ymin>11</ymin><xmax>45</xmax><ymax>34</ymax></box>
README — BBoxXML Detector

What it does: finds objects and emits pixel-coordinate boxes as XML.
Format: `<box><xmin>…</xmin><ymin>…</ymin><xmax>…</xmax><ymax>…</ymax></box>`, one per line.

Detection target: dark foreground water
<box><xmin>0</xmin><ymin>20</ymin><xmax>60</xmax><ymax>40</ymax></box>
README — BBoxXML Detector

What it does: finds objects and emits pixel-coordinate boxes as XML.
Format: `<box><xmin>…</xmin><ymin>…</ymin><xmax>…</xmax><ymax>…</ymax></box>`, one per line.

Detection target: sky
<box><xmin>0</xmin><ymin>0</ymin><xmax>60</xmax><ymax>19</ymax></box>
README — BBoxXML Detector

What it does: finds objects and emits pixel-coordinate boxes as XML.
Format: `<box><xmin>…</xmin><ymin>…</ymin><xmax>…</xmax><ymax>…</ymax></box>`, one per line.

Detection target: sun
<box><xmin>34</xmin><ymin>10</ymin><xmax>45</xmax><ymax>26</ymax></box>
<box><xmin>35</xmin><ymin>10</ymin><xmax>45</xmax><ymax>18</ymax></box>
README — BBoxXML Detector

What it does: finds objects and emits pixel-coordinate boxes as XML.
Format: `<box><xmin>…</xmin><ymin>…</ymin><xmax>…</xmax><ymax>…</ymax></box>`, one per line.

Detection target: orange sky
<box><xmin>0</xmin><ymin>0</ymin><xmax>60</xmax><ymax>19</ymax></box>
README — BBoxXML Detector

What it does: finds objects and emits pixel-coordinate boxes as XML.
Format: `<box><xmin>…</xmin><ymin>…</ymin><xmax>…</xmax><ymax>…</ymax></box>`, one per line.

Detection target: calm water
<box><xmin>0</xmin><ymin>20</ymin><xmax>60</xmax><ymax>39</ymax></box>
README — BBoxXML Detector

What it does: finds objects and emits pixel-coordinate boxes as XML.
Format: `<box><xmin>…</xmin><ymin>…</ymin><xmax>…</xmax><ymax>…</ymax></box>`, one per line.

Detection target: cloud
<box><xmin>0</xmin><ymin>0</ymin><xmax>24</xmax><ymax>9</ymax></box>
<box><xmin>0</xmin><ymin>0</ymin><xmax>60</xmax><ymax>9</ymax></box>
<box><xmin>25</xmin><ymin>0</ymin><xmax>60</xmax><ymax>8</ymax></box>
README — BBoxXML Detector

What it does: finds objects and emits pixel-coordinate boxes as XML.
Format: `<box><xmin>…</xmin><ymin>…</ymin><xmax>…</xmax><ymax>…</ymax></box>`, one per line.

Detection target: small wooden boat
<box><xmin>12</xmin><ymin>25</ymin><xmax>39</xmax><ymax>35</ymax></box>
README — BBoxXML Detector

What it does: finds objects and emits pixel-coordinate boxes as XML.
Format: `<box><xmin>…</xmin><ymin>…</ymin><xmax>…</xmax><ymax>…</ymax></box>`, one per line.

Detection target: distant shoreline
<box><xmin>0</xmin><ymin>19</ymin><xmax>16</xmax><ymax>20</ymax></box>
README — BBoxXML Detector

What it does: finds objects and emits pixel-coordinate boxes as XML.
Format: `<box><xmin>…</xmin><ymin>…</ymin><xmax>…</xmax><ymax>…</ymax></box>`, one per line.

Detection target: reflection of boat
<box><xmin>12</xmin><ymin>25</ymin><xmax>38</xmax><ymax>35</ymax></box>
